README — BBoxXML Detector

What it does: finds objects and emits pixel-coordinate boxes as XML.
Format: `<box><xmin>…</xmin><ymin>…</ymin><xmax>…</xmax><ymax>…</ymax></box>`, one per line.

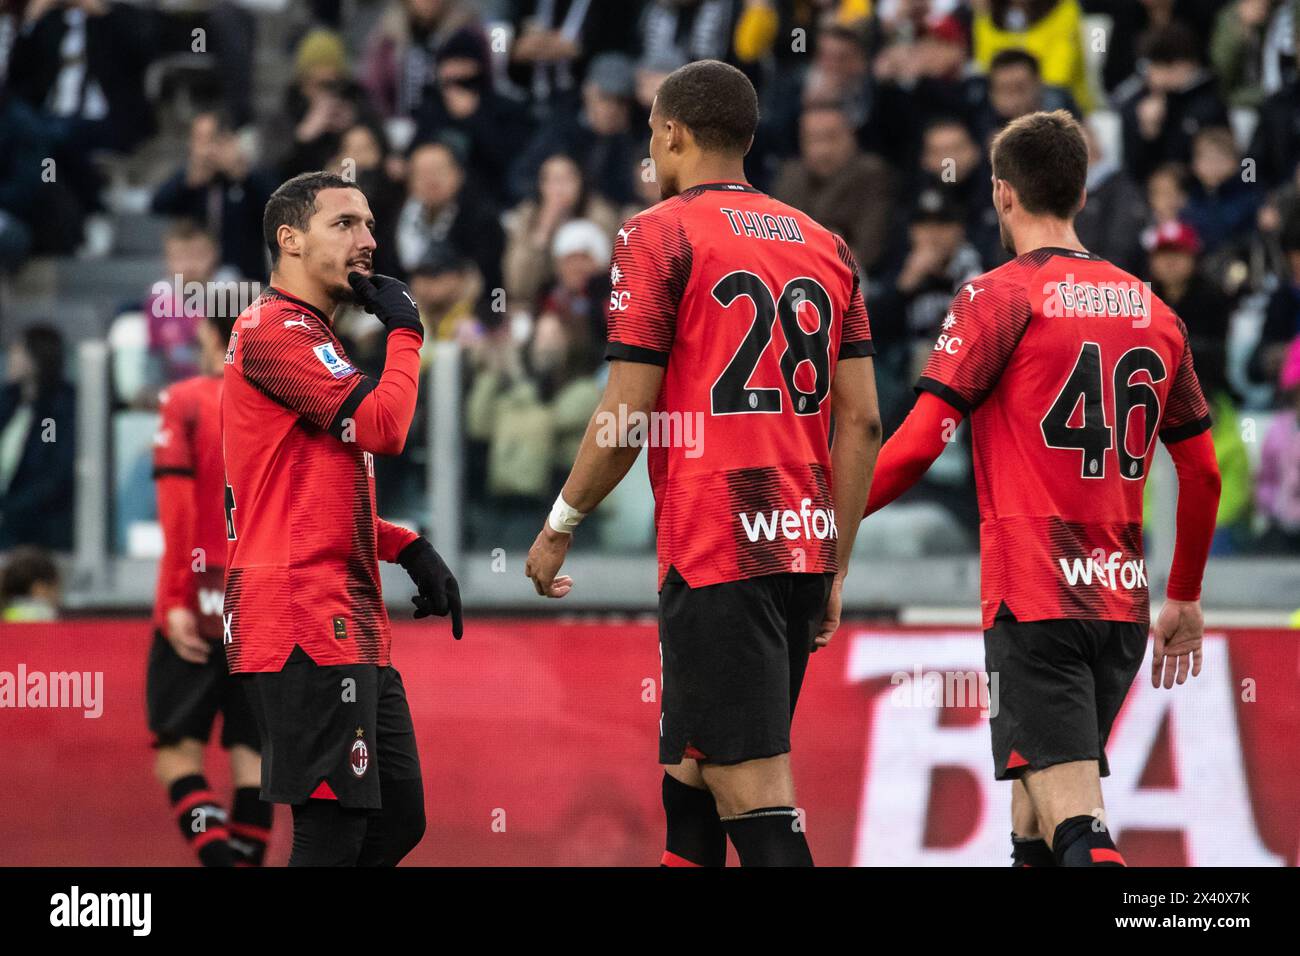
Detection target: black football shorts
<box><xmin>984</xmin><ymin>604</ymin><xmax>1147</xmax><ymax>781</ymax></box>
<box><xmin>658</xmin><ymin>567</ymin><xmax>835</xmax><ymax>766</ymax></box>
<box><xmin>239</xmin><ymin>646</ymin><xmax>421</xmax><ymax>809</ymax></box>
<box><xmin>146</xmin><ymin>628</ymin><xmax>261</xmax><ymax>750</ymax></box>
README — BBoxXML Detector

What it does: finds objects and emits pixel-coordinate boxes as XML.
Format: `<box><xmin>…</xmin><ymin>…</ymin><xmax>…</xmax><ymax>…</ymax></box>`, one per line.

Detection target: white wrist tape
<box><xmin>547</xmin><ymin>494</ymin><xmax>587</xmax><ymax>534</ymax></box>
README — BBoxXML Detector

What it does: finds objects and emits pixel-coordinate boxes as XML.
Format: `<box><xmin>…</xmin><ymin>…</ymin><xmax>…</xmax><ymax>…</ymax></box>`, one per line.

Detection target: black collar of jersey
<box><xmin>683</xmin><ymin>181</ymin><xmax>762</xmax><ymax>194</ymax></box>
<box><xmin>1029</xmin><ymin>246</ymin><xmax>1101</xmax><ymax>261</ymax></box>
<box><xmin>266</xmin><ymin>286</ymin><xmax>333</xmax><ymax>326</ymax></box>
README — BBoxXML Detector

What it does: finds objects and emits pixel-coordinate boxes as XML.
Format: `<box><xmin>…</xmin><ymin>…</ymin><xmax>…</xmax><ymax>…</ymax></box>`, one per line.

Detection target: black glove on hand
<box><xmin>397</xmin><ymin>537</ymin><xmax>463</xmax><ymax>639</ymax></box>
<box><xmin>347</xmin><ymin>271</ymin><xmax>424</xmax><ymax>339</ymax></box>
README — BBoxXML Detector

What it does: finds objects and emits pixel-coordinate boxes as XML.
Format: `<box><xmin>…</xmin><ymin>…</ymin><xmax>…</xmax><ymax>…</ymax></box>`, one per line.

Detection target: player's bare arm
<box><xmin>525</xmin><ymin>360</ymin><xmax>666</xmax><ymax>597</ymax></box>
<box><xmin>816</xmin><ymin>356</ymin><xmax>882</xmax><ymax>650</ymax></box>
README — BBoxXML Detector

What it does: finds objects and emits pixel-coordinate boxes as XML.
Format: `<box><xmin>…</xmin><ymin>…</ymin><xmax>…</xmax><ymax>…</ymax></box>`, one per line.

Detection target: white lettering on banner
<box><xmin>848</xmin><ymin>634</ymin><xmax>1002</xmax><ymax>865</ymax></box>
<box><xmin>196</xmin><ymin>588</ymin><xmax>224</xmax><ymax>617</ymax></box>
<box><xmin>1103</xmin><ymin>635</ymin><xmax>1281</xmax><ymax>866</ymax></box>
<box><xmin>844</xmin><ymin>632</ymin><xmax>1282</xmax><ymax>866</ymax></box>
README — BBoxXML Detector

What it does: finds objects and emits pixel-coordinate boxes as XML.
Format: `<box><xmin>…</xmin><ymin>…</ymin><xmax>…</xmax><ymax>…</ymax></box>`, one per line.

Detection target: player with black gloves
<box><xmin>223</xmin><ymin>171</ymin><xmax>463</xmax><ymax>866</ymax></box>
<box><xmin>346</xmin><ymin>269</ymin><xmax>464</xmax><ymax>638</ymax></box>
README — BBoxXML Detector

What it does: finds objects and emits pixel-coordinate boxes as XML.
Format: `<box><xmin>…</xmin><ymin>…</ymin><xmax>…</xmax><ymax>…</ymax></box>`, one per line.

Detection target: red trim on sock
<box><xmin>191</xmin><ymin>826</ymin><xmax>231</xmax><ymax>851</ymax></box>
<box><xmin>661</xmin><ymin>850</ymin><xmax>702</xmax><ymax>867</ymax></box>
<box><xmin>309</xmin><ymin>779</ymin><xmax>338</xmax><ymax>800</ymax></box>
<box><xmin>1006</xmin><ymin>750</ymin><xmax>1029</xmax><ymax>770</ymax></box>
<box><xmin>173</xmin><ymin>790</ymin><xmax>220</xmax><ymax>818</ymax></box>
<box><xmin>229</xmin><ymin>822</ymin><xmax>272</xmax><ymax>841</ymax></box>
<box><xmin>1091</xmin><ymin>847</ymin><xmax>1126</xmax><ymax>865</ymax></box>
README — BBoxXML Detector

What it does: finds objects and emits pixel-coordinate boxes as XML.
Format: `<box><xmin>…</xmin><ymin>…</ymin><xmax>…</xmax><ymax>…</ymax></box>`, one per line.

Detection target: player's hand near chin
<box><xmin>1151</xmin><ymin>598</ymin><xmax>1204</xmax><ymax>688</ymax></box>
<box><xmin>812</xmin><ymin>574</ymin><xmax>843</xmax><ymax>652</ymax></box>
<box><xmin>525</xmin><ymin>524</ymin><xmax>574</xmax><ymax>598</ymax></box>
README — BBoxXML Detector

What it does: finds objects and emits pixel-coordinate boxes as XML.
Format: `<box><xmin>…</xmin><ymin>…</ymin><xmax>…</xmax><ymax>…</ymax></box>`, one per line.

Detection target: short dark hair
<box><xmin>1194</xmin><ymin>125</ymin><xmax>1237</xmax><ymax>158</ymax></box>
<box><xmin>923</xmin><ymin>115</ymin><xmax>975</xmax><ymax>143</ymax></box>
<box><xmin>1144</xmin><ymin>23</ymin><xmax>1201</xmax><ymax>66</ymax></box>
<box><xmin>654</xmin><ymin>60</ymin><xmax>758</xmax><ymax>155</ymax></box>
<box><xmin>1</xmin><ymin>547</ymin><xmax>58</xmax><ymax>603</ymax></box>
<box><xmin>990</xmin><ymin>48</ymin><xmax>1041</xmax><ymax>77</ymax></box>
<box><xmin>164</xmin><ymin>218</ymin><xmax>215</xmax><ymax>246</ymax></box>
<box><xmin>990</xmin><ymin>109</ymin><xmax>1087</xmax><ymax>219</ymax></box>
<box><xmin>262</xmin><ymin>171</ymin><xmax>359</xmax><ymax>267</ymax></box>
<box><xmin>818</xmin><ymin>24</ymin><xmax>868</xmax><ymax>58</ymax></box>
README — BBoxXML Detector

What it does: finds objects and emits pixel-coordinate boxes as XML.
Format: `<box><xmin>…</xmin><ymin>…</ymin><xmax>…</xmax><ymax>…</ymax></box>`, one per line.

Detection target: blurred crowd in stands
<box><xmin>1</xmin><ymin>0</ymin><xmax>1299</xmax><ymax>589</ymax></box>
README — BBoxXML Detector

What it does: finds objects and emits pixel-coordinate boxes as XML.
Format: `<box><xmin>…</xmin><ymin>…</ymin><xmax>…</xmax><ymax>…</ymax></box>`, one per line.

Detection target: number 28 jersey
<box><xmin>605</xmin><ymin>182</ymin><xmax>874</xmax><ymax>589</ymax></box>
<box><xmin>917</xmin><ymin>247</ymin><xmax>1212</xmax><ymax>629</ymax></box>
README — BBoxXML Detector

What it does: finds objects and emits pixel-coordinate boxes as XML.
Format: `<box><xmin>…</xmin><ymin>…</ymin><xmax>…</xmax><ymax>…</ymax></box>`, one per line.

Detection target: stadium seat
<box><xmin>107</xmin><ymin>312</ymin><xmax>158</xmax><ymax>405</ymax></box>
<box><xmin>596</xmin><ymin>455</ymin><xmax>655</xmax><ymax>551</ymax></box>
<box><xmin>112</xmin><ymin>410</ymin><xmax>161</xmax><ymax>554</ymax></box>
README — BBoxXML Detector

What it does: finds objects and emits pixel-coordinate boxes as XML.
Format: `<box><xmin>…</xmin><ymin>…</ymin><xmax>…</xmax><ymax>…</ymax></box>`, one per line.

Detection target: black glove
<box><xmin>396</xmin><ymin>537</ymin><xmax>463</xmax><ymax>639</ymax></box>
<box><xmin>347</xmin><ymin>271</ymin><xmax>424</xmax><ymax>338</ymax></box>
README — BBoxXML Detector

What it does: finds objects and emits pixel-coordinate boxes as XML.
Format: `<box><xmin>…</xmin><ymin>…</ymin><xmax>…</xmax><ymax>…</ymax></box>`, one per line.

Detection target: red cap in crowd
<box><xmin>1144</xmin><ymin>220</ymin><xmax>1202</xmax><ymax>255</ymax></box>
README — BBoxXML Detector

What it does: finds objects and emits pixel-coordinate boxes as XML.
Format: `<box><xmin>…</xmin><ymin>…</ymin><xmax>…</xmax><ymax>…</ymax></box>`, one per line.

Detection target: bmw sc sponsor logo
<box><xmin>313</xmin><ymin>342</ymin><xmax>356</xmax><ymax>378</ymax></box>
<box><xmin>351</xmin><ymin>727</ymin><xmax>370</xmax><ymax>777</ymax></box>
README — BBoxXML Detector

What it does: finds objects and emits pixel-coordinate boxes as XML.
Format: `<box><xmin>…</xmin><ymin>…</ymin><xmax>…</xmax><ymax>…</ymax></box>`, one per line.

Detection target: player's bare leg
<box><xmin>660</xmin><ymin>758</ymin><xmax>725</xmax><ymax>866</ymax></box>
<box><xmin>1009</xmin><ymin>778</ymin><xmax>1054</xmax><ymax>866</ymax></box>
<box><xmin>1021</xmin><ymin>760</ymin><xmax>1125</xmax><ymax>866</ymax></box>
<box><xmin>154</xmin><ymin>738</ymin><xmax>236</xmax><ymax>866</ymax></box>
<box><xmin>228</xmin><ymin>744</ymin><xmax>262</xmax><ymax>789</ymax></box>
<box><xmin>699</xmin><ymin>754</ymin><xmax>811</xmax><ymax>867</ymax></box>
<box><xmin>154</xmin><ymin>738</ymin><xmax>204</xmax><ymax>788</ymax></box>
<box><xmin>226</xmin><ymin>744</ymin><xmax>273</xmax><ymax>865</ymax></box>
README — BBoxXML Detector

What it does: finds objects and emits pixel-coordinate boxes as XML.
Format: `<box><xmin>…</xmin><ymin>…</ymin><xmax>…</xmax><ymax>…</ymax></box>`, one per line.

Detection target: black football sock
<box><xmin>1011</xmin><ymin>831</ymin><xmax>1055</xmax><ymax>867</ymax></box>
<box><xmin>288</xmin><ymin>798</ymin><xmax>369</xmax><ymax>867</ymax></box>
<box><xmin>356</xmin><ymin>777</ymin><xmax>426</xmax><ymax>867</ymax></box>
<box><xmin>229</xmin><ymin>786</ymin><xmax>274</xmax><ymax>866</ymax></box>
<box><xmin>1052</xmin><ymin>814</ymin><xmax>1126</xmax><ymax>866</ymax></box>
<box><xmin>169</xmin><ymin>774</ymin><xmax>235</xmax><ymax>867</ymax></box>
<box><xmin>720</xmin><ymin>807</ymin><xmax>813</xmax><ymax>867</ymax></box>
<box><xmin>661</xmin><ymin>773</ymin><xmax>726</xmax><ymax>867</ymax></box>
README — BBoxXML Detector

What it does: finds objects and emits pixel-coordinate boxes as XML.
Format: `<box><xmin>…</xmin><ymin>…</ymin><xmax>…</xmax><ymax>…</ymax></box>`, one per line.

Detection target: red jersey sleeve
<box><xmin>377</xmin><ymin>518</ymin><xmax>419</xmax><ymax>563</ymax></box>
<box><xmin>152</xmin><ymin>385</ymin><xmax>195</xmax><ymax>477</ymax></box>
<box><xmin>152</xmin><ymin>385</ymin><xmax>198</xmax><ymax>614</ymax></box>
<box><xmin>834</xmin><ymin>235</ymin><xmax>874</xmax><ymax>359</ymax></box>
<box><xmin>604</xmin><ymin>210</ymin><xmax>692</xmax><ymax>366</ymax></box>
<box><xmin>239</xmin><ymin>307</ymin><xmax>367</xmax><ymax>434</ymax></box>
<box><xmin>1159</xmin><ymin>322</ymin><xmax>1213</xmax><ymax>443</ymax></box>
<box><xmin>916</xmin><ymin>278</ymin><xmax>1032</xmax><ymax>414</ymax></box>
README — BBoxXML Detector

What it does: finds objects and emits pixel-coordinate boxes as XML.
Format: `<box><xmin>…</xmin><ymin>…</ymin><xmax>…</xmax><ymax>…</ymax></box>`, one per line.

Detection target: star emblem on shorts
<box><xmin>356</xmin><ymin>726</ymin><xmax>365</xmax><ymax>738</ymax></box>
<box><xmin>610</xmin><ymin>263</ymin><xmax>622</xmax><ymax>285</ymax></box>
<box><xmin>942</xmin><ymin>311</ymin><xmax>957</xmax><ymax>331</ymax></box>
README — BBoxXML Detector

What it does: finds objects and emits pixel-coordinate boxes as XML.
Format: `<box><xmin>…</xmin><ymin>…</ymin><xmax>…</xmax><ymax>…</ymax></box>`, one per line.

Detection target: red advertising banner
<box><xmin>0</xmin><ymin>619</ymin><xmax>1297</xmax><ymax>866</ymax></box>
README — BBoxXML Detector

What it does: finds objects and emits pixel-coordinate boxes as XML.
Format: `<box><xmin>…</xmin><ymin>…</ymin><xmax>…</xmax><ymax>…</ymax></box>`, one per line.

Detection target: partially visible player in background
<box><xmin>862</xmin><ymin>111</ymin><xmax>1222</xmax><ymax>866</ymax></box>
<box><xmin>148</xmin><ymin>311</ymin><xmax>272</xmax><ymax>867</ymax></box>
<box><xmin>224</xmin><ymin>171</ymin><xmax>462</xmax><ymax>867</ymax></box>
<box><xmin>525</xmin><ymin>61</ymin><xmax>882</xmax><ymax>867</ymax></box>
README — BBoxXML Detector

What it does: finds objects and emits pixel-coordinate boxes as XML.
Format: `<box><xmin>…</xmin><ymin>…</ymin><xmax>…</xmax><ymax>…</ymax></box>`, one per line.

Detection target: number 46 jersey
<box><xmin>917</xmin><ymin>247</ymin><xmax>1212</xmax><ymax>630</ymax></box>
<box><xmin>605</xmin><ymin>182</ymin><xmax>874</xmax><ymax>589</ymax></box>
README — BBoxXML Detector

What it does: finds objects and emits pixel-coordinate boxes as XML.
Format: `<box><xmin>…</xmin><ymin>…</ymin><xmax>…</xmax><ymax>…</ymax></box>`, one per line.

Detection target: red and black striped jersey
<box><xmin>605</xmin><ymin>182</ymin><xmax>874</xmax><ymax>588</ymax></box>
<box><xmin>916</xmin><ymin>247</ymin><xmax>1211</xmax><ymax>629</ymax></box>
<box><xmin>152</xmin><ymin>374</ymin><xmax>226</xmax><ymax>638</ymax></box>
<box><xmin>221</xmin><ymin>287</ymin><xmax>419</xmax><ymax>672</ymax></box>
